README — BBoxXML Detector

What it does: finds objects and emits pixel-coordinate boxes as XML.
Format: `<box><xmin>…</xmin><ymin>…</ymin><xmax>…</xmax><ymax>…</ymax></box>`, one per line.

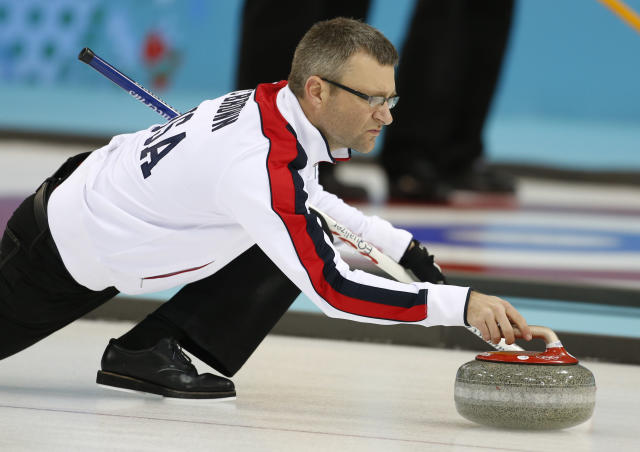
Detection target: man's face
<box><xmin>319</xmin><ymin>52</ymin><xmax>396</xmax><ymax>153</ymax></box>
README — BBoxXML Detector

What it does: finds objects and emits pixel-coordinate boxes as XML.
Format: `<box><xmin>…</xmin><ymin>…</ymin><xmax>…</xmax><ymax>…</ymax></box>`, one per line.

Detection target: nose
<box><xmin>373</xmin><ymin>102</ymin><xmax>393</xmax><ymax>125</ymax></box>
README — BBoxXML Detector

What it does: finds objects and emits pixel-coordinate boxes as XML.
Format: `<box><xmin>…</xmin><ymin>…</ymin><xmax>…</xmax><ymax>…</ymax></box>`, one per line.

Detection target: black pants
<box><xmin>236</xmin><ymin>0</ymin><xmax>371</xmax><ymax>90</ymax></box>
<box><xmin>236</xmin><ymin>0</ymin><xmax>513</xmax><ymax>176</ymax></box>
<box><xmin>0</xmin><ymin>156</ymin><xmax>300</xmax><ymax>377</ymax></box>
<box><xmin>381</xmin><ymin>0</ymin><xmax>514</xmax><ymax>177</ymax></box>
<box><xmin>153</xmin><ymin>244</ymin><xmax>301</xmax><ymax>376</ymax></box>
<box><xmin>0</xmin><ymin>194</ymin><xmax>119</xmax><ymax>360</ymax></box>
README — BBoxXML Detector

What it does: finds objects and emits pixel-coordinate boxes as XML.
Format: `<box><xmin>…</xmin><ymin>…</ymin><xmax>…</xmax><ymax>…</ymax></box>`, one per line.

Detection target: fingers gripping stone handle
<box><xmin>515</xmin><ymin>325</ymin><xmax>562</xmax><ymax>349</ymax></box>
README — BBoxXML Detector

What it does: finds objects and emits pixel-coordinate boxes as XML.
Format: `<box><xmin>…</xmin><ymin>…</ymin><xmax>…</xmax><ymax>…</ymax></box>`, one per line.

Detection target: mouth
<box><xmin>368</xmin><ymin>129</ymin><xmax>381</xmax><ymax>136</ymax></box>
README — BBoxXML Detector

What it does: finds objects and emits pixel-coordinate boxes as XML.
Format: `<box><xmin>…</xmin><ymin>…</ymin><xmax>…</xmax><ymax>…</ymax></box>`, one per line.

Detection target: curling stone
<box><xmin>454</xmin><ymin>325</ymin><xmax>596</xmax><ymax>430</ymax></box>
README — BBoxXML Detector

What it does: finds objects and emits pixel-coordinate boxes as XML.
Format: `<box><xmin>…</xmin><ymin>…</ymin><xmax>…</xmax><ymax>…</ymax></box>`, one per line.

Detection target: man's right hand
<box><xmin>466</xmin><ymin>291</ymin><xmax>532</xmax><ymax>345</ymax></box>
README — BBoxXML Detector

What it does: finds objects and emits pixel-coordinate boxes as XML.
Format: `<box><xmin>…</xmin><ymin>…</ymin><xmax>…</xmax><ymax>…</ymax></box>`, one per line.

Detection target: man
<box><xmin>0</xmin><ymin>18</ymin><xmax>531</xmax><ymax>400</ymax></box>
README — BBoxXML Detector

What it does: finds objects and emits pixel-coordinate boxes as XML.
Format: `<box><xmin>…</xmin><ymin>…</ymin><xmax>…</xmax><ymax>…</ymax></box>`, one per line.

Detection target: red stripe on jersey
<box><xmin>255</xmin><ymin>81</ymin><xmax>426</xmax><ymax>322</ymax></box>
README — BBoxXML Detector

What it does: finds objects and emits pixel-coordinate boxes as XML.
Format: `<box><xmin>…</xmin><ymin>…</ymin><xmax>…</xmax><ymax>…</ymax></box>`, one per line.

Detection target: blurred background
<box><xmin>1</xmin><ymin>0</ymin><xmax>639</xmax><ymax>166</ymax></box>
<box><xmin>1</xmin><ymin>0</ymin><xmax>639</xmax><ymax>362</ymax></box>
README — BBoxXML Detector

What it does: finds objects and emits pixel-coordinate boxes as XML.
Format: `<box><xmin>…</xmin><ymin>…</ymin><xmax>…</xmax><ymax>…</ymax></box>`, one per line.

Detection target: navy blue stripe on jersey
<box><xmin>255</xmin><ymin>81</ymin><xmax>427</xmax><ymax>322</ymax></box>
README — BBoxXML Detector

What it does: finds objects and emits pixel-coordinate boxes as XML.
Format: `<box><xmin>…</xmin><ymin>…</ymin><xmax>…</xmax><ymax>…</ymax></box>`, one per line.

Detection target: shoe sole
<box><xmin>96</xmin><ymin>370</ymin><xmax>236</xmax><ymax>400</ymax></box>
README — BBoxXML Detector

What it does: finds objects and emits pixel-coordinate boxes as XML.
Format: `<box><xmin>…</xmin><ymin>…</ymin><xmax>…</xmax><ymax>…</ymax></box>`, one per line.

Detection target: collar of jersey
<box><xmin>276</xmin><ymin>84</ymin><xmax>352</xmax><ymax>165</ymax></box>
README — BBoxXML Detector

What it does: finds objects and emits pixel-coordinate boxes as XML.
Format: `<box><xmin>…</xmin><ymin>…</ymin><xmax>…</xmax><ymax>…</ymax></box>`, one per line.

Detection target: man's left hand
<box><xmin>399</xmin><ymin>239</ymin><xmax>446</xmax><ymax>284</ymax></box>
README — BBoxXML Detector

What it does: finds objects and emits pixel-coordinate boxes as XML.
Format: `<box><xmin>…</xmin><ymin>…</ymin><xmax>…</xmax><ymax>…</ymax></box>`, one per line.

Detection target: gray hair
<box><xmin>287</xmin><ymin>17</ymin><xmax>398</xmax><ymax>97</ymax></box>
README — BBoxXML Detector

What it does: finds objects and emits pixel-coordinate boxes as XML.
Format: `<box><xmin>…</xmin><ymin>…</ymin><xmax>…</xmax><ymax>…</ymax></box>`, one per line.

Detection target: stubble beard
<box><xmin>351</xmin><ymin>132</ymin><xmax>377</xmax><ymax>154</ymax></box>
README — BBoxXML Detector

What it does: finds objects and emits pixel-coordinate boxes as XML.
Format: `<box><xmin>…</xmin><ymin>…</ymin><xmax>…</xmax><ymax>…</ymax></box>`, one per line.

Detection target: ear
<box><xmin>303</xmin><ymin>76</ymin><xmax>325</xmax><ymax>107</ymax></box>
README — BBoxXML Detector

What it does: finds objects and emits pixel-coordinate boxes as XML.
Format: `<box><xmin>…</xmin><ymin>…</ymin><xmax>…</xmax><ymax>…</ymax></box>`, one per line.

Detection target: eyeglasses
<box><xmin>321</xmin><ymin>78</ymin><xmax>399</xmax><ymax>109</ymax></box>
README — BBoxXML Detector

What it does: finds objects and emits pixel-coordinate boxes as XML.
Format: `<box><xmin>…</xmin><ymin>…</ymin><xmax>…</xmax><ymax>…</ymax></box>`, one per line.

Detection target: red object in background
<box><xmin>143</xmin><ymin>32</ymin><xmax>166</xmax><ymax>64</ymax></box>
<box><xmin>142</xmin><ymin>30</ymin><xmax>181</xmax><ymax>91</ymax></box>
<box><xmin>153</xmin><ymin>73</ymin><xmax>168</xmax><ymax>90</ymax></box>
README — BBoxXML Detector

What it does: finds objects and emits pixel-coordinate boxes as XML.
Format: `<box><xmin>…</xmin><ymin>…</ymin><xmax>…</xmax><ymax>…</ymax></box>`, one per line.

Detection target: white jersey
<box><xmin>48</xmin><ymin>81</ymin><xmax>470</xmax><ymax>327</ymax></box>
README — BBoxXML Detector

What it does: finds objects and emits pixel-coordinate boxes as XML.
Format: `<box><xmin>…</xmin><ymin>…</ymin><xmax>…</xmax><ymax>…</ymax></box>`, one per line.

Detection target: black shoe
<box><xmin>449</xmin><ymin>163</ymin><xmax>516</xmax><ymax>193</ymax></box>
<box><xmin>387</xmin><ymin>161</ymin><xmax>452</xmax><ymax>203</ymax></box>
<box><xmin>97</xmin><ymin>338</ymin><xmax>236</xmax><ymax>400</ymax></box>
<box><xmin>319</xmin><ymin>164</ymin><xmax>368</xmax><ymax>202</ymax></box>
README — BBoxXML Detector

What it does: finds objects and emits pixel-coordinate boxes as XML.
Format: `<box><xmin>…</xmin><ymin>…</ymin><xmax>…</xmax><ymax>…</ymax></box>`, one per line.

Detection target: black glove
<box><xmin>399</xmin><ymin>239</ymin><xmax>446</xmax><ymax>284</ymax></box>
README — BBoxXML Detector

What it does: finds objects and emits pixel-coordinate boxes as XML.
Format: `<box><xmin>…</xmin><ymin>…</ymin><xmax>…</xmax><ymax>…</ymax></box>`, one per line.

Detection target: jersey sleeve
<box><xmin>306</xmin><ymin>174</ymin><xmax>413</xmax><ymax>262</ymax></box>
<box><xmin>218</xmin><ymin>148</ymin><xmax>470</xmax><ymax>328</ymax></box>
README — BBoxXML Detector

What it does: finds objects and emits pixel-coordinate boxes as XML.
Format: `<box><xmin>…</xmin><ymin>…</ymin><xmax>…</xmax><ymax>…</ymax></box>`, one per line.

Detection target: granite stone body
<box><xmin>454</xmin><ymin>360</ymin><xmax>596</xmax><ymax>430</ymax></box>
